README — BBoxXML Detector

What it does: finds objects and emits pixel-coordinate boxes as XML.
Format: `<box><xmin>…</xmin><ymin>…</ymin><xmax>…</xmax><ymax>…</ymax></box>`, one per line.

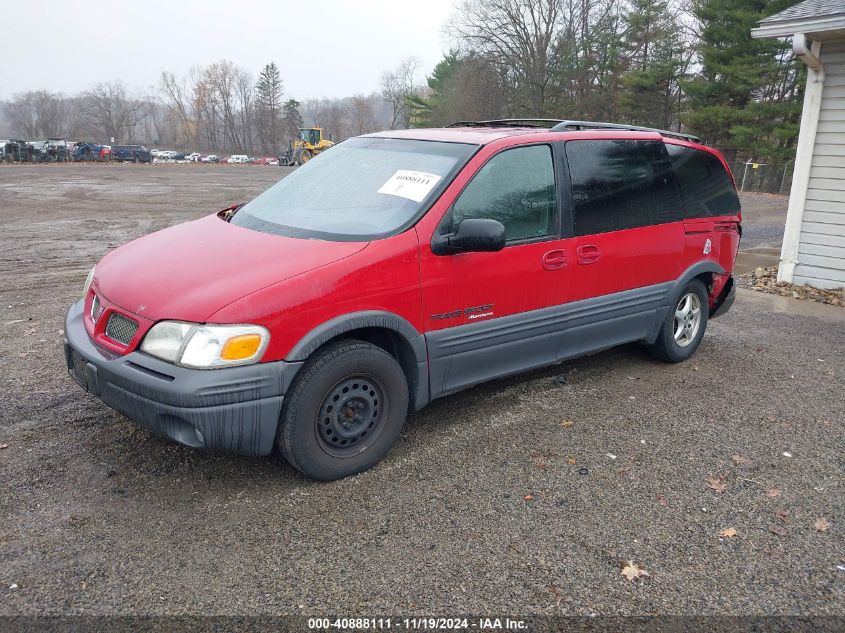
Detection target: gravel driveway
<box><xmin>0</xmin><ymin>165</ymin><xmax>842</xmax><ymax>618</ymax></box>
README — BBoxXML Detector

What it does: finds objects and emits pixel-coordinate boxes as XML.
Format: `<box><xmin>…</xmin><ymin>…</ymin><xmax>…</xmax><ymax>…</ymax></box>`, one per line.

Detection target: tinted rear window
<box><xmin>565</xmin><ymin>140</ymin><xmax>682</xmax><ymax>236</ymax></box>
<box><xmin>665</xmin><ymin>144</ymin><xmax>740</xmax><ymax>217</ymax></box>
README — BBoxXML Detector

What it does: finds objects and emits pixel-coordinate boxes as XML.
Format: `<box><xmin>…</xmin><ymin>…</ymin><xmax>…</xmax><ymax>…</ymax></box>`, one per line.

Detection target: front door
<box><xmin>417</xmin><ymin>142</ymin><xmax>572</xmax><ymax>397</ymax></box>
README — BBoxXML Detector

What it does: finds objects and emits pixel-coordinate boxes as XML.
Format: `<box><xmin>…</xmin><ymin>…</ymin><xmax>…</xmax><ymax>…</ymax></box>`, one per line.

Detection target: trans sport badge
<box><xmin>703</xmin><ymin>238</ymin><xmax>712</xmax><ymax>255</ymax></box>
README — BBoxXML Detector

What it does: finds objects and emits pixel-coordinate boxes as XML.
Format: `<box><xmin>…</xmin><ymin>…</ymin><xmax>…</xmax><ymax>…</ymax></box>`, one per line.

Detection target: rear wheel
<box><xmin>646</xmin><ymin>279</ymin><xmax>709</xmax><ymax>363</ymax></box>
<box><xmin>277</xmin><ymin>340</ymin><xmax>409</xmax><ymax>480</ymax></box>
<box><xmin>296</xmin><ymin>149</ymin><xmax>312</xmax><ymax>165</ymax></box>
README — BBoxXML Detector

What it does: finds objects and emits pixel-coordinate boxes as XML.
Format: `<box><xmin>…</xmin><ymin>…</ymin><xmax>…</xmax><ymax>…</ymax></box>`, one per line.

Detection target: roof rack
<box><xmin>550</xmin><ymin>120</ymin><xmax>700</xmax><ymax>142</ymax></box>
<box><xmin>446</xmin><ymin>118</ymin><xmax>565</xmax><ymax>129</ymax></box>
<box><xmin>445</xmin><ymin>118</ymin><xmax>700</xmax><ymax>142</ymax></box>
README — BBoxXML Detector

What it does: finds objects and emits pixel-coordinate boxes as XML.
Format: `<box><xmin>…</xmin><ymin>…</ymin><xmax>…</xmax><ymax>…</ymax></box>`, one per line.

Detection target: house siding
<box><xmin>796</xmin><ymin>39</ymin><xmax>845</xmax><ymax>288</ymax></box>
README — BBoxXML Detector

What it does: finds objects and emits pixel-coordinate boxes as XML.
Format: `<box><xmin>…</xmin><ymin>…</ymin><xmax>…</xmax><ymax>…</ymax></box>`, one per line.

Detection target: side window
<box><xmin>451</xmin><ymin>144</ymin><xmax>557</xmax><ymax>242</ymax></box>
<box><xmin>666</xmin><ymin>144</ymin><xmax>741</xmax><ymax>218</ymax></box>
<box><xmin>565</xmin><ymin>140</ymin><xmax>682</xmax><ymax>236</ymax></box>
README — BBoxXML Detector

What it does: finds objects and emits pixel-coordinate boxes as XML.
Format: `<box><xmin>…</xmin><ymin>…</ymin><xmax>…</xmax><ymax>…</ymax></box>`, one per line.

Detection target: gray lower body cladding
<box><xmin>63</xmin><ymin>301</ymin><xmax>302</xmax><ymax>456</ymax></box>
<box><xmin>426</xmin><ymin>282</ymin><xmax>675</xmax><ymax>398</ymax></box>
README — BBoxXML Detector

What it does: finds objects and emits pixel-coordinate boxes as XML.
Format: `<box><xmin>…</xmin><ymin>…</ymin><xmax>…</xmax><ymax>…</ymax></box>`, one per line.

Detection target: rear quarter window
<box><xmin>665</xmin><ymin>144</ymin><xmax>740</xmax><ymax>218</ymax></box>
<box><xmin>565</xmin><ymin>139</ymin><xmax>682</xmax><ymax>236</ymax></box>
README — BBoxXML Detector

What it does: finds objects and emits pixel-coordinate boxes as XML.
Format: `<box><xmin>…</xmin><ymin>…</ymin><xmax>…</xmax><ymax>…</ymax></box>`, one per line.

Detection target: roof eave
<box><xmin>752</xmin><ymin>15</ymin><xmax>845</xmax><ymax>39</ymax></box>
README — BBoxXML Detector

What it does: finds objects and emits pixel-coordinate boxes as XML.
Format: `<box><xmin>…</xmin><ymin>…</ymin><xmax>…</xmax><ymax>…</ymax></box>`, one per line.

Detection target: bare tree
<box><xmin>380</xmin><ymin>58</ymin><xmax>421</xmax><ymax>129</ymax></box>
<box><xmin>449</xmin><ymin>0</ymin><xmax>564</xmax><ymax>116</ymax></box>
<box><xmin>80</xmin><ymin>81</ymin><xmax>146</xmax><ymax>142</ymax></box>
<box><xmin>5</xmin><ymin>91</ymin><xmax>70</xmax><ymax>137</ymax></box>
<box><xmin>235</xmin><ymin>68</ymin><xmax>256</xmax><ymax>154</ymax></box>
<box><xmin>160</xmin><ymin>71</ymin><xmax>194</xmax><ymax>146</ymax></box>
<box><xmin>347</xmin><ymin>94</ymin><xmax>379</xmax><ymax>136</ymax></box>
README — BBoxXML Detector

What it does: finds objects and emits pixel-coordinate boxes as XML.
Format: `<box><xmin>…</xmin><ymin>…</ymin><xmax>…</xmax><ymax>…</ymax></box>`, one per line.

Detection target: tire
<box><xmin>646</xmin><ymin>278</ymin><xmax>709</xmax><ymax>363</ymax></box>
<box><xmin>296</xmin><ymin>149</ymin><xmax>312</xmax><ymax>166</ymax></box>
<box><xmin>277</xmin><ymin>340</ymin><xmax>409</xmax><ymax>481</ymax></box>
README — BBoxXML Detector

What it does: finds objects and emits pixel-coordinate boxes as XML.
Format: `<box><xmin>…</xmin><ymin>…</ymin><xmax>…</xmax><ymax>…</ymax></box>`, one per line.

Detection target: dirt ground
<box><xmin>0</xmin><ymin>164</ymin><xmax>842</xmax><ymax>618</ymax></box>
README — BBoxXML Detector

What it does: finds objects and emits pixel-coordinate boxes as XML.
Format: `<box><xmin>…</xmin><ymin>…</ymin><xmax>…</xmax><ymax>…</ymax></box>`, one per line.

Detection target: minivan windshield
<box><xmin>232</xmin><ymin>137</ymin><xmax>478</xmax><ymax>240</ymax></box>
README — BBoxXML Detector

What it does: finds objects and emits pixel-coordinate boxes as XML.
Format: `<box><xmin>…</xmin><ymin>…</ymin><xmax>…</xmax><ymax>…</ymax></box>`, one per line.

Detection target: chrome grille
<box><xmin>105</xmin><ymin>313</ymin><xmax>139</xmax><ymax>345</ymax></box>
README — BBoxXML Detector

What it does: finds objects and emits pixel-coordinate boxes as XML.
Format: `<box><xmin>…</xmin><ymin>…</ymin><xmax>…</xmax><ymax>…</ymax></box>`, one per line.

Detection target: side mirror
<box><xmin>433</xmin><ymin>218</ymin><xmax>506</xmax><ymax>255</ymax></box>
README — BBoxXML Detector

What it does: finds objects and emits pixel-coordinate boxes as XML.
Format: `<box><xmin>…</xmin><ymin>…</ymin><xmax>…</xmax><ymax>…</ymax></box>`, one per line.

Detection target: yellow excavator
<box><xmin>280</xmin><ymin>127</ymin><xmax>335</xmax><ymax>166</ymax></box>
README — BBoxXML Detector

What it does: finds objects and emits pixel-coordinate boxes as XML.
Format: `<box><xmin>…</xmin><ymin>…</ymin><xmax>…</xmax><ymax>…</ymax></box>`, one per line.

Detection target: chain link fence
<box><xmin>726</xmin><ymin>160</ymin><xmax>794</xmax><ymax>195</ymax></box>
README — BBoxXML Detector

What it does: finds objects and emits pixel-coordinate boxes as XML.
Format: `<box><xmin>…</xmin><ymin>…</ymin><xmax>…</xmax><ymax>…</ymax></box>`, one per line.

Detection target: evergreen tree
<box><xmin>281</xmin><ymin>98</ymin><xmax>303</xmax><ymax>142</ymax></box>
<box><xmin>407</xmin><ymin>50</ymin><xmax>463</xmax><ymax>127</ymax></box>
<box><xmin>682</xmin><ymin>0</ymin><xmax>802</xmax><ymax>161</ymax></box>
<box><xmin>255</xmin><ymin>62</ymin><xmax>284</xmax><ymax>154</ymax></box>
<box><xmin>619</xmin><ymin>0</ymin><xmax>689</xmax><ymax>130</ymax></box>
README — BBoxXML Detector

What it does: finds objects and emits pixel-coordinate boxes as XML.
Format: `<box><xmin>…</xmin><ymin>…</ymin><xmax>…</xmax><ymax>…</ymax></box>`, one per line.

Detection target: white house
<box><xmin>752</xmin><ymin>0</ymin><xmax>845</xmax><ymax>289</ymax></box>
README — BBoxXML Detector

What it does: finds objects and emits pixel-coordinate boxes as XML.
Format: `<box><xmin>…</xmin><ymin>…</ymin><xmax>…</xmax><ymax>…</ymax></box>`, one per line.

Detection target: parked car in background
<box><xmin>30</xmin><ymin>139</ymin><xmax>70</xmax><ymax>163</ymax></box>
<box><xmin>63</xmin><ymin>120</ymin><xmax>740</xmax><ymax>480</ymax></box>
<box><xmin>150</xmin><ymin>149</ymin><xmax>160</xmax><ymax>157</ymax></box>
<box><xmin>73</xmin><ymin>143</ymin><xmax>111</xmax><ymax>162</ymax></box>
<box><xmin>187</xmin><ymin>152</ymin><xmax>202</xmax><ymax>162</ymax></box>
<box><xmin>111</xmin><ymin>145</ymin><xmax>152</xmax><ymax>163</ymax></box>
<box><xmin>29</xmin><ymin>140</ymin><xmax>48</xmax><ymax>161</ymax></box>
<box><xmin>2</xmin><ymin>139</ymin><xmax>33</xmax><ymax>162</ymax></box>
<box><xmin>255</xmin><ymin>156</ymin><xmax>280</xmax><ymax>166</ymax></box>
<box><xmin>227</xmin><ymin>154</ymin><xmax>249</xmax><ymax>164</ymax></box>
<box><xmin>46</xmin><ymin>139</ymin><xmax>70</xmax><ymax>162</ymax></box>
<box><xmin>200</xmin><ymin>154</ymin><xmax>219</xmax><ymax>163</ymax></box>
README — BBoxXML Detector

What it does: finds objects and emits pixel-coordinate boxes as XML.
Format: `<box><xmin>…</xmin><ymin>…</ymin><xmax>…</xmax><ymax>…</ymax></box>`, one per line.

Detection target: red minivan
<box><xmin>65</xmin><ymin>120</ymin><xmax>740</xmax><ymax>480</ymax></box>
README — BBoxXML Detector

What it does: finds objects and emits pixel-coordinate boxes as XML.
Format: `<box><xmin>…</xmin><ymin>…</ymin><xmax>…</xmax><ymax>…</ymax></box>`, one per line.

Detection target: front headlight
<box><xmin>140</xmin><ymin>321</ymin><xmax>270</xmax><ymax>369</ymax></box>
<box><xmin>82</xmin><ymin>266</ymin><xmax>95</xmax><ymax>300</ymax></box>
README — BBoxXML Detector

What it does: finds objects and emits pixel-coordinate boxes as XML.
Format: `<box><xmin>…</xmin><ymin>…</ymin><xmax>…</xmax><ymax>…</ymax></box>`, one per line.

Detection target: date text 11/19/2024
<box><xmin>307</xmin><ymin>617</ymin><xmax>528</xmax><ymax>630</ymax></box>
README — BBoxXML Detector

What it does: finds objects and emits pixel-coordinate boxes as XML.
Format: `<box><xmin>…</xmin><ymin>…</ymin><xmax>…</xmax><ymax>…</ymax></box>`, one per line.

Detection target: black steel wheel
<box><xmin>277</xmin><ymin>340</ymin><xmax>408</xmax><ymax>480</ymax></box>
<box><xmin>316</xmin><ymin>375</ymin><xmax>386</xmax><ymax>456</ymax></box>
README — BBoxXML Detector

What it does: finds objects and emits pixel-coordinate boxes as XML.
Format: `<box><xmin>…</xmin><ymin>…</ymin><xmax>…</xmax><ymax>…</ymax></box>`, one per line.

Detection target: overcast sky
<box><xmin>0</xmin><ymin>0</ymin><xmax>458</xmax><ymax>101</ymax></box>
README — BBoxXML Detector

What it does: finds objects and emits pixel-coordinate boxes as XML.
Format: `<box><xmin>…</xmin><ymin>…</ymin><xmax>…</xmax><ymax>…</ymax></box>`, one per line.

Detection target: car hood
<box><xmin>94</xmin><ymin>213</ymin><xmax>368</xmax><ymax>322</ymax></box>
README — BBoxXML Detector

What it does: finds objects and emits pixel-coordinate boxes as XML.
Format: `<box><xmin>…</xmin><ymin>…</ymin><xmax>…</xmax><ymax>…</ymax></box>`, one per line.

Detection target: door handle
<box><xmin>577</xmin><ymin>245</ymin><xmax>601</xmax><ymax>265</ymax></box>
<box><xmin>542</xmin><ymin>249</ymin><xmax>568</xmax><ymax>271</ymax></box>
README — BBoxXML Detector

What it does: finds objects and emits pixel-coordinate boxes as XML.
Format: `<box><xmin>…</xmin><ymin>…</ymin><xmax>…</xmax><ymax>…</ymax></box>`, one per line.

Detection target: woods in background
<box><xmin>418</xmin><ymin>0</ymin><xmax>802</xmax><ymax>164</ymax></box>
<box><xmin>2</xmin><ymin>0</ymin><xmax>803</xmax><ymax>165</ymax></box>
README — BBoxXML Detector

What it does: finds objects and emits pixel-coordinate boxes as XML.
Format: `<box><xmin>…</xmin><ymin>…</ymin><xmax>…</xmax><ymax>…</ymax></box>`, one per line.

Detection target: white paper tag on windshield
<box><xmin>377</xmin><ymin>170</ymin><xmax>441</xmax><ymax>203</ymax></box>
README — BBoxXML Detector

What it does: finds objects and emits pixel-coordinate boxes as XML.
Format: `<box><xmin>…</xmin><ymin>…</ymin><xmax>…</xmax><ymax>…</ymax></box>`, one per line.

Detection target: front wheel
<box><xmin>646</xmin><ymin>279</ymin><xmax>709</xmax><ymax>363</ymax></box>
<box><xmin>277</xmin><ymin>340</ymin><xmax>409</xmax><ymax>480</ymax></box>
<box><xmin>296</xmin><ymin>149</ymin><xmax>312</xmax><ymax>165</ymax></box>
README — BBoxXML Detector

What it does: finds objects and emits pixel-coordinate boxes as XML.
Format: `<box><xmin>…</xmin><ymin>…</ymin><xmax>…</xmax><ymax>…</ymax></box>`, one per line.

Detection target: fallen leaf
<box><xmin>814</xmin><ymin>518</ymin><xmax>830</xmax><ymax>533</ymax></box>
<box><xmin>719</xmin><ymin>527</ymin><xmax>737</xmax><ymax>538</ymax></box>
<box><xmin>621</xmin><ymin>561</ymin><xmax>649</xmax><ymax>582</ymax></box>
<box><xmin>534</xmin><ymin>461</ymin><xmax>548</xmax><ymax>471</ymax></box>
<box><xmin>731</xmin><ymin>454</ymin><xmax>752</xmax><ymax>465</ymax></box>
<box><xmin>765</xmin><ymin>488</ymin><xmax>781</xmax><ymax>498</ymax></box>
<box><xmin>560</xmin><ymin>420</ymin><xmax>574</xmax><ymax>428</ymax></box>
<box><xmin>523</xmin><ymin>494</ymin><xmax>534</xmax><ymax>502</ymax></box>
<box><xmin>769</xmin><ymin>525</ymin><xmax>787</xmax><ymax>537</ymax></box>
<box><xmin>566</xmin><ymin>457</ymin><xmax>577</xmax><ymax>465</ymax></box>
<box><xmin>706</xmin><ymin>475</ymin><xmax>727</xmax><ymax>493</ymax></box>
<box><xmin>656</xmin><ymin>494</ymin><xmax>668</xmax><ymax>507</ymax></box>
<box><xmin>774</xmin><ymin>509</ymin><xmax>790</xmax><ymax>524</ymax></box>
<box><xmin>0</xmin><ymin>443</ymin><xmax>8</xmax><ymax>450</ymax></box>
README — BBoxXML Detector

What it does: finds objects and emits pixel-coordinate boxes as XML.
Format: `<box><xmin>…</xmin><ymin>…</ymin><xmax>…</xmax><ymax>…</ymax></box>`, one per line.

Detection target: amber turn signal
<box><xmin>220</xmin><ymin>333</ymin><xmax>263</xmax><ymax>361</ymax></box>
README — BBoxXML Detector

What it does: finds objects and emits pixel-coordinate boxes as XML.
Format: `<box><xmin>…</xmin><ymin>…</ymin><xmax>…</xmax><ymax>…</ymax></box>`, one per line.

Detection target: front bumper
<box><xmin>63</xmin><ymin>301</ymin><xmax>302</xmax><ymax>456</ymax></box>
